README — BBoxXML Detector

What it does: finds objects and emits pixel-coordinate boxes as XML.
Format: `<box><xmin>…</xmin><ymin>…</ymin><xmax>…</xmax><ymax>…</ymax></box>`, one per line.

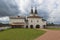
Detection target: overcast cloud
<box><xmin>0</xmin><ymin>0</ymin><xmax>60</xmax><ymax>24</ymax></box>
<box><xmin>0</xmin><ymin>0</ymin><xmax>19</xmax><ymax>16</ymax></box>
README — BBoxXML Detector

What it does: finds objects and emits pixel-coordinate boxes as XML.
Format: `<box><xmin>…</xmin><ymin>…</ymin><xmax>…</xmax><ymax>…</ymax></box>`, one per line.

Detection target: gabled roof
<box><xmin>9</xmin><ymin>16</ymin><xmax>25</xmax><ymax>19</ymax></box>
<box><xmin>12</xmin><ymin>22</ymin><xmax>25</xmax><ymax>24</ymax></box>
<box><xmin>27</xmin><ymin>16</ymin><xmax>42</xmax><ymax>18</ymax></box>
<box><xmin>11</xmin><ymin>22</ymin><xmax>25</xmax><ymax>25</ymax></box>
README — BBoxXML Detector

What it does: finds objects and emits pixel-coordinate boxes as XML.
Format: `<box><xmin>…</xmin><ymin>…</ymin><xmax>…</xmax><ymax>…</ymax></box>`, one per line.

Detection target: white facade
<box><xmin>27</xmin><ymin>18</ymin><xmax>46</xmax><ymax>28</ymax></box>
<box><xmin>9</xmin><ymin>16</ymin><xmax>26</xmax><ymax>28</ymax></box>
<box><xmin>9</xmin><ymin>18</ymin><xmax>25</xmax><ymax>24</ymax></box>
<box><xmin>9</xmin><ymin>16</ymin><xmax>46</xmax><ymax>28</ymax></box>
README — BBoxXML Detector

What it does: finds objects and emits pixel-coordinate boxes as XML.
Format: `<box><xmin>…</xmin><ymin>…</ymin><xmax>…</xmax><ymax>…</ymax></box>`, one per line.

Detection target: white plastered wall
<box><xmin>9</xmin><ymin>18</ymin><xmax>26</xmax><ymax>28</ymax></box>
<box><xmin>27</xmin><ymin>18</ymin><xmax>46</xmax><ymax>28</ymax></box>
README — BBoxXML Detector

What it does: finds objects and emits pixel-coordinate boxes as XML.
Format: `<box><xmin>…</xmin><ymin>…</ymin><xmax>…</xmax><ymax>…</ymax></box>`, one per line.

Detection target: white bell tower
<box><xmin>30</xmin><ymin>7</ymin><xmax>38</xmax><ymax>16</ymax></box>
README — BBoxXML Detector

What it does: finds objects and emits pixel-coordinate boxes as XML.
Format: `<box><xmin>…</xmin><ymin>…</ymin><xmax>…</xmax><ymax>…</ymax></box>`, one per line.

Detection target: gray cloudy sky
<box><xmin>0</xmin><ymin>0</ymin><xmax>19</xmax><ymax>16</ymax></box>
<box><xmin>0</xmin><ymin>0</ymin><xmax>60</xmax><ymax>24</ymax></box>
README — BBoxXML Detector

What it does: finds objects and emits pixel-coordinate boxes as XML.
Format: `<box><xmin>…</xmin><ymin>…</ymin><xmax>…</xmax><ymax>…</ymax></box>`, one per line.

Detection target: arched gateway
<box><xmin>36</xmin><ymin>25</ymin><xmax>40</xmax><ymax>28</ymax></box>
<box><xmin>30</xmin><ymin>25</ymin><xmax>33</xmax><ymax>28</ymax></box>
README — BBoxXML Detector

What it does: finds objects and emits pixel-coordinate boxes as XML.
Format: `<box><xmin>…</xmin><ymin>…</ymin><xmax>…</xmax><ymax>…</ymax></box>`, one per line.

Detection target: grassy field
<box><xmin>47</xmin><ymin>28</ymin><xmax>60</xmax><ymax>30</ymax></box>
<box><xmin>0</xmin><ymin>28</ymin><xmax>46</xmax><ymax>40</ymax></box>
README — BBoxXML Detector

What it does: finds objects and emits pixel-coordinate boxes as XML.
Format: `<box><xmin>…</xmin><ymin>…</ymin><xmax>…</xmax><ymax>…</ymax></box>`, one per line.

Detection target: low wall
<box><xmin>46</xmin><ymin>26</ymin><xmax>60</xmax><ymax>28</ymax></box>
<box><xmin>0</xmin><ymin>27</ymin><xmax>11</xmax><ymax>31</ymax></box>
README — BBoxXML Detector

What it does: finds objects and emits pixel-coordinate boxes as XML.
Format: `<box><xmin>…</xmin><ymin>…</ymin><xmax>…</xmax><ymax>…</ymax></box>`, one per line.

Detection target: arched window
<box><xmin>36</xmin><ymin>25</ymin><xmax>40</xmax><ymax>28</ymax></box>
<box><xmin>30</xmin><ymin>25</ymin><xmax>33</xmax><ymax>28</ymax></box>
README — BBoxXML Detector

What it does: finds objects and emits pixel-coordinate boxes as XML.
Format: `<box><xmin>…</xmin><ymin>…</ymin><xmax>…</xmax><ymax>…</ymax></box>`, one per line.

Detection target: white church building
<box><xmin>9</xmin><ymin>7</ymin><xmax>46</xmax><ymax>28</ymax></box>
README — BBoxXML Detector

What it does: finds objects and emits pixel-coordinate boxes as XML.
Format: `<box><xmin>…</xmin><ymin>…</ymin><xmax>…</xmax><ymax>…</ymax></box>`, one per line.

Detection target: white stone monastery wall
<box><xmin>28</xmin><ymin>18</ymin><xmax>46</xmax><ymax>28</ymax></box>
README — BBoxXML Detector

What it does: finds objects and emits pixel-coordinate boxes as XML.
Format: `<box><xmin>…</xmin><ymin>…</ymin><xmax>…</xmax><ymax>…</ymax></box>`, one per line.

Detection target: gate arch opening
<box><xmin>30</xmin><ymin>25</ymin><xmax>33</xmax><ymax>28</ymax></box>
<box><xmin>26</xmin><ymin>25</ymin><xmax>28</xmax><ymax>28</ymax></box>
<box><xmin>36</xmin><ymin>25</ymin><xmax>40</xmax><ymax>28</ymax></box>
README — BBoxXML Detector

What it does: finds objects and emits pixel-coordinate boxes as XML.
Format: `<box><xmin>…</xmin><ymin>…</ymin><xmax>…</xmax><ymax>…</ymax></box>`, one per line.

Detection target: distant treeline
<box><xmin>0</xmin><ymin>23</ymin><xmax>10</xmax><ymax>27</ymax></box>
<box><xmin>47</xmin><ymin>23</ymin><xmax>60</xmax><ymax>26</ymax></box>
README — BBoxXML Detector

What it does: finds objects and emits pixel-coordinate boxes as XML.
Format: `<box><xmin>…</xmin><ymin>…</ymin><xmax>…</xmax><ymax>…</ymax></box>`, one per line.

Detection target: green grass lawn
<box><xmin>0</xmin><ymin>28</ymin><xmax>46</xmax><ymax>40</ymax></box>
<box><xmin>47</xmin><ymin>28</ymin><xmax>60</xmax><ymax>30</ymax></box>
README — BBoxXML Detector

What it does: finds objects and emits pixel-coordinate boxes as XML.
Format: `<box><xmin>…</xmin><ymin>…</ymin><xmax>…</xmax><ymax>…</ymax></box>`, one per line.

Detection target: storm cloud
<box><xmin>0</xmin><ymin>0</ymin><xmax>19</xmax><ymax>16</ymax></box>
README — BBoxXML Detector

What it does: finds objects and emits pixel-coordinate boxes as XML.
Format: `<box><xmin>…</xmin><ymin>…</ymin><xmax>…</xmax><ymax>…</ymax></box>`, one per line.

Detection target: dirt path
<box><xmin>35</xmin><ymin>29</ymin><xmax>60</xmax><ymax>40</ymax></box>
